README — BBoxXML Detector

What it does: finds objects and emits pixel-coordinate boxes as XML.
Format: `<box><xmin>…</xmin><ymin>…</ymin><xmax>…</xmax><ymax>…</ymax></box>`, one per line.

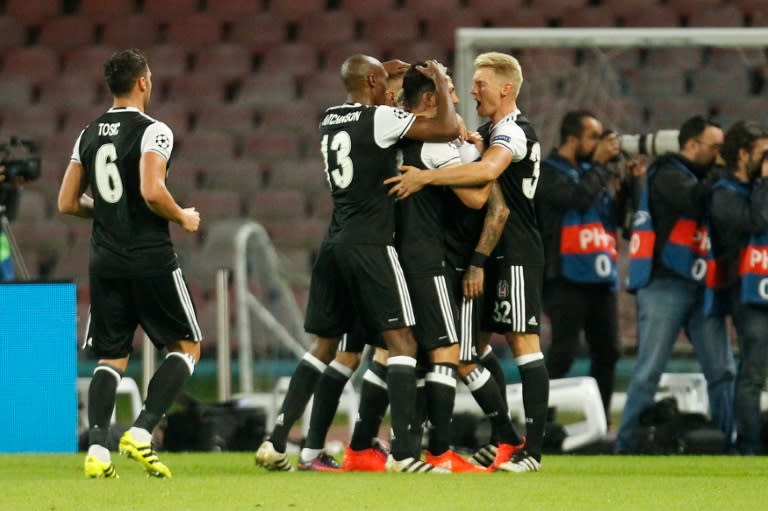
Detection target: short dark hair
<box><xmin>559</xmin><ymin>110</ymin><xmax>597</xmax><ymax>145</ymax></box>
<box><xmin>721</xmin><ymin>120</ymin><xmax>768</xmax><ymax>171</ymax></box>
<box><xmin>402</xmin><ymin>62</ymin><xmax>435</xmax><ymax>111</ymax></box>
<box><xmin>678</xmin><ymin>115</ymin><xmax>720</xmax><ymax>148</ymax></box>
<box><xmin>104</xmin><ymin>49</ymin><xmax>148</xmax><ymax>97</ymax></box>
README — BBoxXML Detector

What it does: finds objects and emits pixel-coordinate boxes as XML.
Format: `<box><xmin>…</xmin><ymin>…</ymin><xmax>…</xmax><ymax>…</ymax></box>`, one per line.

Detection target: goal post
<box><xmin>455</xmin><ymin>27</ymin><xmax>768</xmax><ymax>147</ymax></box>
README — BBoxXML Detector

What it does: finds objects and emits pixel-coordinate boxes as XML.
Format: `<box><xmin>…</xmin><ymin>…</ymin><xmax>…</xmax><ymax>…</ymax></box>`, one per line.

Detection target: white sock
<box><xmin>300</xmin><ymin>447</ymin><xmax>322</xmax><ymax>462</ymax></box>
<box><xmin>87</xmin><ymin>444</ymin><xmax>111</xmax><ymax>463</ymax></box>
<box><xmin>129</xmin><ymin>426</ymin><xmax>152</xmax><ymax>443</ymax></box>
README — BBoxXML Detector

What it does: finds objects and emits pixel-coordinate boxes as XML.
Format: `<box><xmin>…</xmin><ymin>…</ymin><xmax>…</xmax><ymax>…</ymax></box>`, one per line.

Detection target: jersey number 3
<box><xmin>522</xmin><ymin>141</ymin><xmax>541</xmax><ymax>200</ymax></box>
<box><xmin>321</xmin><ymin>131</ymin><xmax>354</xmax><ymax>189</ymax></box>
<box><xmin>95</xmin><ymin>143</ymin><xmax>124</xmax><ymax>203</ymax></box>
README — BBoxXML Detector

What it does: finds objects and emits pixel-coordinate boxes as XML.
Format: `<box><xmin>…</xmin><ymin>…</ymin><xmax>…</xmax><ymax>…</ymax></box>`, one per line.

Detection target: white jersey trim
<box><xmin>489</xmin><ymin>110</ymin><xmax>527</xmax><ymax>162</ymax></box>
<box><xmin>373</xmin><ymin>105</ymin><xmax>415</xmax><ymax>148</ymax></box>
<box><xmin>141</xmin><ymin>120</ymin><xmax>174</xmax><ymax>161</ymax></box>
<box><xmin>421</xmin><ymin>141</ymin><xmax>461</xmax><ymax>169</ymax></box>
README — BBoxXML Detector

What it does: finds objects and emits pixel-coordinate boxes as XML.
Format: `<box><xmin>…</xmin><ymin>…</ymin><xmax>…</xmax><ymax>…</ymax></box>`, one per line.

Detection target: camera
<box><xmin>1</xmin><ymin>137</ymin><xmax>41</xmax><ymax>182</ymax></box>
<box><xmin>619</xmin><ymin>130</ymin><xmax>680</xmax><ymax>158</ymax></box>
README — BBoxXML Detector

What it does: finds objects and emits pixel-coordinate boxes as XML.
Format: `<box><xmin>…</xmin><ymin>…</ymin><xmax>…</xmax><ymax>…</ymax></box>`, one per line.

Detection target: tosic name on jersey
<box><xmin>98</xmin><ymin>122</ymin><xmax>121</xmax><ymax>136</ymax></box>
<box><xmin>321</xmin><ymin>111</ymin><xmax>362</xmax><ymax>126</ymax></box>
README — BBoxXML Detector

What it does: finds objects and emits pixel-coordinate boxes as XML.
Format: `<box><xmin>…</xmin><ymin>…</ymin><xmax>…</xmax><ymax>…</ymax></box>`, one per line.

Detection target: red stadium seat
<box><xmin>310</xmin><ymin>193</ymin><xmax>333</xmax><ymax>221</ymax></box>
<box><xmin>257</xmin><ymin>42</ymin><xmax>318</xmax><ymax>76</ymax></box>
<box><xmin>323</xmin><ymin>41</ymin><xmax>380</xmax><ymax>72</ymax></box>
<box><xmin>706</xmin><ymin>47</ymin><xmax>766</xmax><ymax>71</ymax></box>
<box><xmin>235</xmin><ymin>73</ymin><xmax>298</xmax><ymax>107</ymax></box>
<box><xmin>559</xmin><ymin>6</ymin><xmax>618</xmax><ymax>27</ymax></box>
<box><xmin>195</xmin><ymin>103</ymin><xmax>258</xmax><ymax>136</ymax></box>
<box><xmin>61</xmin><ymin>104</ymin><xmax>107</xmax><ymax>133</ymax></box>
<box><xmin>266</xmin><ymin>159</ymin><xmax>328</xmax><ymax>196</ymax></box>
<box><xmin>205</xmin><ymin>0</ymin><xmax>262</xmax><ymax>21</ymax></box>
<box><xmin>341</xmin><ymin>0</ymin><xmax>399</xmax><ymax>21</ymax></box>
<box><xmin>648</xmin><ymin>97</ymin><xmax>711</xmax><ymax>130</ymax></box>
<box><xmin>385</xmin><ymin>40</ymin><xmax>450</xmax><ymax>67</ymax></box>
<box><xmin>80</xmin><ymin>0</ymin><xmax>135</xmax><ymax>21</ymax></box>
<box><xmin>258</xmin><ymin>100</ymin><xmax>325</xmax><ymax>139</ymax></box>
<box><xmin>0</xmin><ymin>16</ymin><xmax>27</xmax><ymax>52</ymax></box>
<box><xmin>666</xmin><ymin>0</ymin><xmax>725</xmax><ymax>17</ymax></box>
<box><xmin>247</xmin><ymin>188</ymin><xmax>307</xmax><ymax>221</ymax></box>
<box><xmin>142</xmin><ymin>0</ymin><xmax>200</xmax><ymax>21</ymax></box>
<box><xmin>302</xmin><ymin>71</ymin><xmax>345</xmax><ymax>109</ymax></box>
<box><xmin>166</xmin><ymin>73</ymin><xmax>229</xmax><ymax>106</ymax></box>
<box><xmin>194</xmin><ymin>43</ymin><xmax>253</xmax><ymax>80</ymax></box>
<box><xmin>242</xmin><ymin>131</ymin><xmax>302</xmax><ymax>162</ymax></box>
<box><xmin>14</xmin><ymin>189</ymin><xmax>48</xmax><ymax>222</ymax></box>
<box><xmin>262</xmin><ymin>217</ymin><xmax>327</xmax><ymax>249</ymax></box>
<box><xmin>2</xmin><ymin>46</ymin><xmax>60</xmax><ymax>82</ymax></box>
<box><xmin>299</xmin><ymin>11</ymin><xmax>356</xmax><ymax>46</ymax></box>
<box><xmin>102</xmin><ymin>14</ymin><xmax>160</xmax><ymax>48</ymax></box>
<box><xmin>688</xmin><ymin>6</ymin><xmax>745</xmax><ymax>27</ymax></box>
<box><xmin>267</xmin><ymin>0</ymin><xmax>327</xmax><ymax>19</ymax></box>
<box><xmin>3</xmin><ymin>105</ymin><xmax>62</xmax><ymax>138</ymax></box>
<box><xmin>624</xmin><ymin>68</ymin><xmax>686</xmax><ymax>100</ymax></box>
<box><xmin>691</xmin><ymin>68</ymin><xmax>749</xmax><ymax>99</ymax></box>
<box><xmin>176</xmin><ymin>131</ymin><xmax>236</xmax><ymax>164</ymax></box>
<box><xmin>38</xmin><ymin>75</ymin><xmax>100</xmax><ymax>108</ymax></box>
<box><xmin>165</xmin><ymin>13</ymin><xmax>223</xmax><ymax>50</ymax></box>
<box><xmin>198</xmin><ymin>158</ymin><xmax>263</xmax><ymax>194</ymax></box>
<box><xmin>186</xmin><ymin>189</ymin><xmax>242</xmax><ymax>220</ymax></box>
<box><xmin>0</xmin><ymin>77</ymin><xmax>33</xmax><ymax>107</ymax></box>
<box><xmin>230</xmin><ymin>13</ymin><xmax>287</xmax><ymax>48</ymax></box>
<box><xmin>38</xmin><ymin>15</ymin><xmax>97</xmax><ymax>51</ymax></box>
<box><xmin>63</xmin><ymin>45</ymin><xmax>119</xmax><ymax>82</ymax></box>
<box><xmin>644</xmin><ymin>48</ymin><xmax>702</xmax><ymax>72</ymax></box>
<box><xmin>148</xmin><ymin>103</ymin><xmax>192</xmax><ymax>135</ymax></box>
<box><xmin>363</xmin><ymin>11</ymin><xmax>420</xmax><ymax>46</ymax></box>
<box><xmin>620</xmin><ymin>6</ymin><xmax>679</xmax><ymax>27</ymax></box>
<box><xmin>422</xmin><ymin>11</ymin><xmax>484</xmax><ymax>49</ymax></box>
<box><xmin>147</xmin><ymin>44</ymin><xmax>191</xmax><ymax>80</ymax></box>
<box><xmin>482</xmin><ymin>7</ymin><xmax>548</xmax><ymax>28</ymax></box>
<box><xmin>5</xmin><ymin>0</ymin><xmax>59</xmax><ymax>23</ymax></box>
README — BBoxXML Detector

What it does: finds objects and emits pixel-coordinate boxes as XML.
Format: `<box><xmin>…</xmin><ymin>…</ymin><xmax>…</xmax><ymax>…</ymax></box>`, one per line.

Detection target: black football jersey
<box><xmin>395</xmin><ymin>138</ymin><xmax>461</xmax><ymax>273</ymax></box>
<box><xmin>319</xmin><ymin>103</ymin><xmax>415</xmax><ymax>245</ymax></box>
<box><xmin>71</xmin><ymin>106</ymin><xmax>177</xmax><ymax>276</ymax></box>
<box><xmin>479</xmin><ymin>112</ymin><xmax>544</xmax><ymax>265</ymax></box>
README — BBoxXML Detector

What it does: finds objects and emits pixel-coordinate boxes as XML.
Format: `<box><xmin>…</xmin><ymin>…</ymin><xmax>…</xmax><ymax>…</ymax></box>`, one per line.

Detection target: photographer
<box><xmin>709</xmin><ymin>121</ymin><xmax>768</xmax><ymax>454</ymax></box>
<box><xmin>616</xmin><ymin>115</ymin><xmax>736</xmax><ymax>453</ymax></box>
<box><xmin>0</xmin><ymin>163</ymin><xmax>20</xmax><ymax>280</ymax></box>
<box><xmin>535</xmin><ymin>110</ymin><xmax>625</xmax><ymax>421</ymax></box>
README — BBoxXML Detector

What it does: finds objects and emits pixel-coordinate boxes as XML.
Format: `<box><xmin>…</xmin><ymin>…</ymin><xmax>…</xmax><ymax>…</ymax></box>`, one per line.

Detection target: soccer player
<box><xmin>256</xmin><ymin>54</ymin><xmax>458</xmax><ymax>473</ymax></box>
<box><xmin>256</xmin><ymin>60</ymin><xmax>409</xmax><ymax>472</ymax></box>
<box><xmin>386</xmin><ymin>52</ymin><xmax>549</xmax><ymax>472</ymax></box>
<box><xmin>58</xmin><ymin>49</ymin><xmax>202</xmax><ymax>479</ymax></box>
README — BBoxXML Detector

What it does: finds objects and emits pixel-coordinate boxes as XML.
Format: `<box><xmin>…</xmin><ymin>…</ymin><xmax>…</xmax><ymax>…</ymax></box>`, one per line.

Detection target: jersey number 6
<box><xmin>94</xmin><ymin>143</ymin><xmax>124</xmax><ymax>203</ymax></box>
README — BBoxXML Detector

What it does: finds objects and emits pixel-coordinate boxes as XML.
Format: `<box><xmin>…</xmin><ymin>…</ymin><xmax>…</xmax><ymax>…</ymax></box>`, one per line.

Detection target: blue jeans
<box><xmin>731</xmin><ymin>291</ymin><xmax>768</xmax><ymax>454</ymax></box>
<box><xmin>615</xmin><ymin>275</ymin><xmax>735</xmax><ymax>452</ymax></box>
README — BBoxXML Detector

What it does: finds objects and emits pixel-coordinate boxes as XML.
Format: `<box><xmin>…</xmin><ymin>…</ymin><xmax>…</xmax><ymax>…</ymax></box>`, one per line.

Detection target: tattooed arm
<box><xmin>463</xmin><ymin>182</ymin><xmax>509</xmax><ymax>299</ymax></box>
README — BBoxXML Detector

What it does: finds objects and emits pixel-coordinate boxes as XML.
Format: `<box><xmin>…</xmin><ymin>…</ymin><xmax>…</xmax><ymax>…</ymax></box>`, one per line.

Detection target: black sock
<box><xmin>386</xmin><ymin>356</ymin><xmax>417</xmax><ymax>460</ymax></box>
<box><xmin>518</xmin><ymin>355</ymin><xmax>549</xmax><ymax>460</ymax></box>
<box><xmin>134</xmin><ymin>352</ymin><xmax>194</xmax><ymax>433</ymax></box>
<box><xmin>88</xmin><ymin>364</ymin><xmax>123</xmax><ymax>447</ymax></box>
<box><xmin>305</xmin><ymin>362</ymin><xmax>351</xmax><ymax>450</ymax></box>
<box><xmin>480</xmin><ymin>349</ymin><xmax>508</xmax><ymax>444</ymax></box>
<box><xmin>426</xmin><ymin>364</ymin><xmax>456</xmax><ymax>456</ymax></box>
<box><xmin>270</xmin><ymin>353</ymin><xmax>326</xmax><ymax>453</ymax></box>
<box><xmin>350</xmin><ymin>361</ymin><xmax>389</xmax><ymax>451</ymax></box>
<box><xmin>410</xmin><ymin>373</ymin><xmax>428</xmax><ymax>456</ymax></box>
<box><xmin>463</xmin><ymin>366</ymin><xmax>522</xmax><ymax>446</ymax></box>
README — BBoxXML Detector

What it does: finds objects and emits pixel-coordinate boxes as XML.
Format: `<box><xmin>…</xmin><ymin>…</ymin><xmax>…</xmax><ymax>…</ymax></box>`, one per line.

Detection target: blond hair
<box><xmin>474</xmin><ymin>52</ymin><xmax>523</xmax><ymax>97</ymax></box>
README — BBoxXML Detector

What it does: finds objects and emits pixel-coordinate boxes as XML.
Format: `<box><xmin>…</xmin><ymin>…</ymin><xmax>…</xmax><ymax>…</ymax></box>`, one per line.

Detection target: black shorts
<box><xmin>482</xmin><ymin>260</ymin><xmax>542</xmax><ymax>335</ymax></box>
<box><xmin>445</xmin><ymin>265</ymin><xmax>482</xmax><ymax>363</ymax></box>
<box><xmin>304</xmin><ymin>242</ymin><xmax>415</xmax><ymax>338</ymax></box>
<box><xmin>338</xmin><ymin>319</ymin><xmax>384</xmax><ymax>353</ymax></box>
<box><xmin>84</xmin><ymin>268</ymin><xmax>203</xmax><ymax>359</ymax></box>
<box><xmin>405</xmin><ymin>271</ymin><xmax>459</xmax><ymax>352</ymax></box>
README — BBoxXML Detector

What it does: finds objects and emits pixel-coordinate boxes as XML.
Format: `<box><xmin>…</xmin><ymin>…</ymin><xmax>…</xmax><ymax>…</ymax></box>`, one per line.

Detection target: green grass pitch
<box><xmin>2</xmin><ymin>453</ymin><xmax>767</xmax><ymax>511</ymax></box>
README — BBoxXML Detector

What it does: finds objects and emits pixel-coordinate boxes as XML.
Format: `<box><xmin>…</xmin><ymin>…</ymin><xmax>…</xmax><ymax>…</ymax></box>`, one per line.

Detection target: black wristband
<box><xmin>470</xmin><ymin>251</ymin><xmax>488</xmax><ymax>268</ymax></box>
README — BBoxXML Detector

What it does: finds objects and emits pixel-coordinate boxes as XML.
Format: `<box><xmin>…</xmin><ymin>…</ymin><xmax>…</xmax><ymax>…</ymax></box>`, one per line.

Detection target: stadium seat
<box><xmin>0</xmin><ymin>15</ymin><xmax>27</xmax><ymax>52</ymax></box>
<box><xmin>481</xmin><ymin>6</ymin><xmax>548</xmax><ymax>27</ymax></box>
<box><xmin>246</xmin><ymin>188</ymin><xmax>307</xmax><ymax>221</ymax></box>
<box><xmin>257</xmin><ymin>42</ymin><xmax>318</xmax><ymax>76</ymax></box>
<box><xmin>667</xmin><ymin>0</ymin><xmax>727</xmax><ymax>18</ymax></box>
<box><xmin>363</xmin><ymin>11</ymin><xmax>420</xmax><ymax>46</ymax></box>
<box><xmin>186</xmin><ymin>189</ymin><xmax>243</xmax><ymax>220</ymax></box>
<box><xmin>406</xmin><ymin>0</ymin><xmax>464</xmax><ymax>16</ymax></box>
<box><xmin>63</xmin><ymin>45</ymin><xmax>120</xmax><ymax>82</ymax></box>
<box><xmin>386</xmin><ymin>40</ymin><xmax>447</xmax><ymax>67</ymax></box>
<box><xmin>165</xmin><ymin>13</ymin><xmax>224</xmax><ymax>50</ymax></box>
<box><xmin>625</xmin><ymin>68</ymin><xmax>686</xmax><ymax>101</ymax></box>
<box><xmin>176</xmin><ymin>132</ymin><xmax>236</xmax><ymax>164</ymax></box>
<box><xmin>38</xmin><ymin>75</ymin><xmax>100</xmax><ymax>108</ymax></box>
<box><xmin>102</xmin><ymin>14</ymin><xmax>161</xmax><ymax>48</ymax></box>
<box><xmin>0</xmin><ymin>77</ymin><xmax>33</xmax><ymax>107</ymax></box>
<box><xmin>146</xmin><ymin>44</ymin><xmax>191</xmax><ymax>79</ymax></box>
<box><xmin>205</xmin><ymin>0</ymin><xmax>262</xmax><ymax>21</ymax></box>
<box><xmin>230</xmin><ymin>13</ymin><xmax>287</xmax><ymax>48</ymax></box>
<box><xmin>519</xmin><ymin>48</ymin><xmax>575</xmax><ymax>73</ymax></box>
<box><xmin>644</xmin><ymin>47</ymin><xmax>702</xmax><ymax>72</ymax></box>
<box><xmin>267</xmin><ymin>0</ymin><xmax>328</xmax><ymax>19</ymax></box>
<box><xmin>302</xmin><ymin>71</ymin><xmax>345</xmax><ymax>109</ymax></box>
<box><xmin>235</xmin><ymin>73</ymin><xmax>298</xmax><ymax>107</ymax></box>
<box><xmin>194</xmin><ymin>43</ymin><xmax>254</xmax><ymax>80</ymax></box>
<box><xmin>61</xmin><ymin>104</ymin><xmax>106</xmax><ymax>133</ymax></box>
<box><xmin>195</xmin><ymin>104</ymin><xmax>258</xmax><ymax>136</ymax></box>
<box><xmin>166</xmin><ymin>73</ymin><xmax>229</xmax><ymax>106</ymax></box>
<box><xmin>262</xmin><ymin>218</ymin><xmax>327</xmax><ymax>250</ymax></box>
<box><xmin>266</xmin><ymin>159</ymin><xmax>327</xmax><ymax>196</ymax></box>
<box><xmin>506</xmin><ymin>377</ymin><xmax>607</xmax><ymax>451</ymax></box>
<box><xmin>148</xmin><ymin>102</ymin><xmax>191</xmax><ymax>134</ymax></box>
<box><xmin>705</xmin><ymin>47</ymin><xmax>765</xmax><ymax>71</ymax></box>
<box><xmin>688</xmin><ymin>5</ymin><xmax>745</xmax><ymax>27</ymax></box>
<box><xmin>258</xmin><ymin>100</ymin><xmax>324</xmax><ymax>134</ymax></box>
<box><xmin>559</xmin><ymin>5</ymin><xmax>618</xmax><ymax>27</ymax></box>
<box><xmin>2</xmin><ymin>46</ymin><xmax>60</xmax><ymax>82</ymax></box>
<box><xmin>77</xmin><ymin>376</ymin><xmax>143</xmax><ymax>427</ymax></box>
<box><xmin>38</xmin><ymin>15</ymin><xmax>97</xmax><ymax>51</ymax></box>
<box><xmin>242</xmin><ymin>131</ymin><xmax>302</xmax><ymax>162</ymax></box>
<box><xmin>5</xmin><ymin>0</ymin><xmax>60</xmax><ymax>23</ymax></box>
<box><xmin>341</xmin><ymin>0</ymin><xmax>399</xmax><ymax>20</ymax></box>
<box><xmin>310</xmin><ymin>193</ymin><xmax>333</xmax><ymax>220</ymax></box>
<box><xmin>323</xmin><ymin>41</ymin><xmax>380</xmax><ymax>72</ymax></box>
<box><xmin>80</xmin><ymin>0</ymin><xmax>135</xmax><ymax>21</ymax></box>
<box><xmin>142</xmin><ymin>0</ymin><xmax>200</xmax><ymax>21</ymax></box>
<box><xmin>198</xmin><ymin>158</ymin><xmax>264</xmax><ymax>195</ymax></box>
<box><xmin>13</xmin><ymin>190</ymin><xmax>47</xmax><ymax>223</ymax></box>
<box><xmin>692</xmin><ymin>68</ymin><xmax>749</xmax><ymax>99</ymax></box>
<box><xmin>620</xmin><ymin>6</ymin><xmax>679</xmax><ymax>27</ymax></box>
<box><xmin>3</xmin><ymin>105</ymin><xmax>62</xmax><ymax>138</ymax></box>
<box><xmin>648</xmin><ymin>96</ymin><xmax>710</xmax><ymax>130</ymax></box>
<box><xmin>299</xmin><ymin>11</ymin><xmax>356</xmax><ymax>46</ymax></box>
<box><xmin>422</xmin><ymin>11</ymin><xmax>483</xmax><ymax>50</ymax></box>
